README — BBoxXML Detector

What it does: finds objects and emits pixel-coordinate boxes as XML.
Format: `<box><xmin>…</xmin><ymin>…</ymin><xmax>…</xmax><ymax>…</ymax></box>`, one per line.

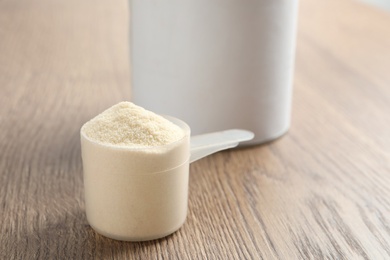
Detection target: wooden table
<box><xmin>1</xmin><ymin>0</ymin><xmax>390</xmax><ymax>259</ymax></box>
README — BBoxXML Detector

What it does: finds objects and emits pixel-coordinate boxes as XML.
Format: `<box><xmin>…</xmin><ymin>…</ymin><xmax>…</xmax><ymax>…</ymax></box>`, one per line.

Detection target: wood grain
<box><xmin>1</xmin><ymin>0</ymin><xmax>390</xmax><ymax>259</ymax></box>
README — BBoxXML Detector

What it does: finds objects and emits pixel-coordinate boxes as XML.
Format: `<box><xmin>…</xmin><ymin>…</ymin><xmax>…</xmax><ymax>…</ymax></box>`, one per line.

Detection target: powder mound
<box><xmin>82</xmin><ymin>102</ymin><xmax>185</xmax><ymax>148</ymax></box>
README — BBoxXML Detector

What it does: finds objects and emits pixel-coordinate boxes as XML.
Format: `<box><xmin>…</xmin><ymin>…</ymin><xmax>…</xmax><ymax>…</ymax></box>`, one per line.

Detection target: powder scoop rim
<box><xmin>80</xmin><ymin>115</ymin><xmax>190</xmax><ymax>152</ymax></box>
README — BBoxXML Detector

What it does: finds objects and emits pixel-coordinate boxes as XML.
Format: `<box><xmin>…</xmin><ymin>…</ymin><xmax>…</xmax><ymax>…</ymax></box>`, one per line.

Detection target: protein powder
<box><xmin>82</xmin><ymin>102</ymin><xmax>184</xmax><ymax>147</ymax></box>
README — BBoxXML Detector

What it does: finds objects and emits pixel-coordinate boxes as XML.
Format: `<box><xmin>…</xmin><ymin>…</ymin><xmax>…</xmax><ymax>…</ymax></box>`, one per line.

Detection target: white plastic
<box><xmin>81</xmin><ymin>116</ymin><xmax>254</xmax><ymax>241</ymax></box>
<box><xmin>130</xmin><ymin>0</ymin><xmax>299</xmax><ymax>145</ymax></box>
<box><xmin>190</xmin><ymin>130</ymin><xmax>254</xmax><ymax>163</ymax></box>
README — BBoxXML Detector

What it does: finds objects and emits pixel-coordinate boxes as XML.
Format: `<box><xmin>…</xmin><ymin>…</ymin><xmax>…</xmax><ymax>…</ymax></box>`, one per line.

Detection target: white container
<box><xmin>130</xmin><ymin>0</ymin><xmax>299</xmax><ymax>145</ymax></box>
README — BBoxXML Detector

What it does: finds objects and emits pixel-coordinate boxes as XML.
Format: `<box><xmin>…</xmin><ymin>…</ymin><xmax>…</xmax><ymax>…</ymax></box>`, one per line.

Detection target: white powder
<box><xmin>82</xmin><ymin>102</ymin><xmax>184</xmax><ymax>148</ymax></box>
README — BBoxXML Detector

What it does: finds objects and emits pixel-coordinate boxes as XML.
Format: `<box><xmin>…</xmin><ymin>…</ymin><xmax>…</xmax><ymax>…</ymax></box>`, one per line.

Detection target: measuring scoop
<box><xmin>190</xmin><ymin>129</ymin><xmax>254</xmax><ymax>163</ymax></box>
<box><xmin>81</xmin><ymin>115</ymin><xmax>254</xmax><ymax>241</ymax></box>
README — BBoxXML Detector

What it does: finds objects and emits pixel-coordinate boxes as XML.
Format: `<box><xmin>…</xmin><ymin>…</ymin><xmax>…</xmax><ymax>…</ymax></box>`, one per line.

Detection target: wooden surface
<box><xmin>1</xmin><ymin>0</ymin><xmax>390</xmax><ymax>259</ymax></box>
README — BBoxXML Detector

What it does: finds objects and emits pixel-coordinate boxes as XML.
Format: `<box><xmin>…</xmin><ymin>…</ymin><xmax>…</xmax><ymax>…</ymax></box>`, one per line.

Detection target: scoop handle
<box><xmin>190</xmin><ymin>129</ymin><xmax>254</xmax><ymax>163</ymax></box>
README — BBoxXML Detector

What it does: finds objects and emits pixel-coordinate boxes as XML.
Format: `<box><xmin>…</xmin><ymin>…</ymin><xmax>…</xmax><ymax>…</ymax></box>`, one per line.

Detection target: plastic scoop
<box><xmin>190</xmin><ymin>129</ymin><xmax>254</xmax><ymax>163</ymax></box>
<box><xmin>81</xmin><ymin>113</ymin><xmax>254</xmax><ymax>242</ymax></box>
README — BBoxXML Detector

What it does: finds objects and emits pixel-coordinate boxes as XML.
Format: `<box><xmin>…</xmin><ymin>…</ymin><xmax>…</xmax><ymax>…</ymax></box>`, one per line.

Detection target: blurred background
<box><xmin>360</xmin><ymin>0</ymin><xmax>390</xmax><ymax>10</ymax></box>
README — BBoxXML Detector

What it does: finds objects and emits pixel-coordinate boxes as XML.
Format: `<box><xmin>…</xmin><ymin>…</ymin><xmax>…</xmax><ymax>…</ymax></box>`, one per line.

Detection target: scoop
<box><xmin>190</xmin><ymin>129</ymin><xmax>254</xmax><ymax>163</ymax></box>
<box><xmin>81</xmin><ymin>115</ymin><xmax>254</xmax><ymax>242</ymax></box>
